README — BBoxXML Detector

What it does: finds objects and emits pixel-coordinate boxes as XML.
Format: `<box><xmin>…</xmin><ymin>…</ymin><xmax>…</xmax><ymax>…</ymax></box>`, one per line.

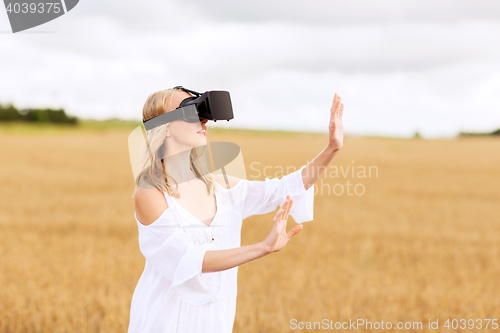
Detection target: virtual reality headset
<box><xmin>143</xmin><ymin>86</ymin><xmax>234</xmax><ymax>131</ymax></box>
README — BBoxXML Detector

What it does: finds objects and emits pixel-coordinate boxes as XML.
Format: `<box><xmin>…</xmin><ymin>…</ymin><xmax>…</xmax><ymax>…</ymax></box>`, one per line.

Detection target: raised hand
<box><xmin>261</xmin><ymin>195</ymin><xmax>303</xmax><ymax>254</ymax></box>
<box><xmin>328</xmin><ymin>93</ymin><xmax>344</xmax><ymax>151</ymax></box>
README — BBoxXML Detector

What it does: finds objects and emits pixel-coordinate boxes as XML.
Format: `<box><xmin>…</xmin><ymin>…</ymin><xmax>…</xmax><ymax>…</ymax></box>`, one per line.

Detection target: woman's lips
<box><xmin>197</xmin><ymin>130</ymin><xmax>207</xmax><ymax>136</ymax></box>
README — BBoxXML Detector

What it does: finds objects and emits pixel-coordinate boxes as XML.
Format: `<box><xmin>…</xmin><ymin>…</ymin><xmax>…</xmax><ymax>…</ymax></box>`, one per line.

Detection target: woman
<box><xmin>127</xmin><ymin>87</ymin><xmax>344</xmax><ymax>332</ymax></box>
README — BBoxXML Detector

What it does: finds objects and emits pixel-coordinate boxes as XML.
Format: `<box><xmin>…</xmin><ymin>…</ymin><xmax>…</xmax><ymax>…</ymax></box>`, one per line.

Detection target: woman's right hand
<box><xmin>261</xmin><ymin>195</ymin><xmax>304</xmax><ymax>254</ymax></box>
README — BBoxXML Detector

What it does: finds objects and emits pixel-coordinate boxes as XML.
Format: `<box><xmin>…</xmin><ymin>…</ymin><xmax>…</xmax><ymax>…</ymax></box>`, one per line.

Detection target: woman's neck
<box><xmin>162</xmin><ymin>148</ymin><xmax>197</xmax><ymax>185</ymax></box>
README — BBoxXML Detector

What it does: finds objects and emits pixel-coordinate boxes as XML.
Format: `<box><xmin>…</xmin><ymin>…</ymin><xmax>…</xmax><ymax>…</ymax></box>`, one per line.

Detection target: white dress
<box><xmin>127</xmin><ymin>165</ymin><xmax>315</xmax><ymax>333</ymax></box>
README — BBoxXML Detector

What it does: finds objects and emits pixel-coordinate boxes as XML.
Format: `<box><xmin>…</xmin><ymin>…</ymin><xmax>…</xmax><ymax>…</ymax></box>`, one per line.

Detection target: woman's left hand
<box><xmin>327</xmin><ymin>93</ymin><xmax>344</xmax><ymax>151</ymax></box>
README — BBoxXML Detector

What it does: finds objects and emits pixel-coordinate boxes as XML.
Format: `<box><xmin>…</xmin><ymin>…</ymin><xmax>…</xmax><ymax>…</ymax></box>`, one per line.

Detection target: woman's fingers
<box><xmin>331</xmin><ymin>93</ymin><xmax>342</xmax><ymax>121</ymax></box>
<box><xmin>275</xmin><ymin>196</ymin><xmax>290</xmax><ymax>221</ymax></box>
<box><xmin>287</xmin><ymin>224</ymin><xmax>303</xmax><ymax>240</ymax></box>
<box><xmin>280</xmin><ymin>196</ymin><xmax>289</xmax><ymax>220</ymax></box>
<box><xmin>285</xmin><ymin>198</ymin><xmax>293</xmax><ymax>221</ymax></box>
<box><xmin>273</xmin><ymin>207</ymin><xmax>284</xmax><ymax>222</ymax></box>
<box><xmin>282</xmin><ymin>195</ymin><xmax>290</xmax><ymax>208</ymax></box>
<box><xmin>330</xmin><ymin>93</ymin><xmax>338</xmax><ymax>114</ymax></box>
<box><xmin>283</xmin><ymin>196</ymin><xmax>292</xmax><ymax>218</ymax></box>
<box><xmin>275</xmin><ymin>196</ymin><xmax>290</xmax><ymax>226</ymax></box>
<box><xmin>336</xmin><ymin>97</ymin><xmax>341</xmax><ymax>118</ymax></box>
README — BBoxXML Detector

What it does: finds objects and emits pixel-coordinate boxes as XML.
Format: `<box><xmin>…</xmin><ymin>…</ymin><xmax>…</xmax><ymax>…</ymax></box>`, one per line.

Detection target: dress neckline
<box><xmin>164</xmin><ymin>183</ymin><xmax>222</xmax><ymax>227</ymax></box>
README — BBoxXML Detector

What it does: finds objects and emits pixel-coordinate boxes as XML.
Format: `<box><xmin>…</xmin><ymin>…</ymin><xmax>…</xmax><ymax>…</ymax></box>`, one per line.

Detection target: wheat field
<box><xmin>0</xmin><ymin>124</ymin><xmax>499</xmax><ymax>332</ymax></box>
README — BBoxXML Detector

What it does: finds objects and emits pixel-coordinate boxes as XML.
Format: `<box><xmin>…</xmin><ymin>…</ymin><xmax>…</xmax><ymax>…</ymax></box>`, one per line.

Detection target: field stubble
<box><xmin>0</xmin><ymin>126</ymin><xmax>499</xmax><ymax>332</ymax></box>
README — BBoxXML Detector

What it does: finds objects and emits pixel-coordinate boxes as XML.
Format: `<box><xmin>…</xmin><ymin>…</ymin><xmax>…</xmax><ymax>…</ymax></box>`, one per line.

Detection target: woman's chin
<box><xmin>192</xmin><ymin>137</ymin><xmax>207</xmax><ymax>148</ymax></box>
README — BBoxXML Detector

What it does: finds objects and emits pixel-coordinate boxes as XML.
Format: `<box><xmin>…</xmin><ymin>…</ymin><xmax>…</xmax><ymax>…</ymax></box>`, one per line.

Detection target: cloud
<box><xmin>0</xmin><ymin>0</ymin><xmax>499</xmax><ymax>137</ymax></box>
<box><xmin>213</xmin><ymin>58</ymin><xmax>500</xmax><ymax>138</ymax></box>
<box><xmin>143</xmin><ymin>20</ymin><xmax>500</xmax><ymax>74</ymax></box>
<box><xmin>176</xmin><ymin>0</ymin><xmax>500</xmax><ymax>26</ymax></box>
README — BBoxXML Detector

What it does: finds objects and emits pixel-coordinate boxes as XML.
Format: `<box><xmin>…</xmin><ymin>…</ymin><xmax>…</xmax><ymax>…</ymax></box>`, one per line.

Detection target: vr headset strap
<box><xmin>173</xmin><ymin>86</ymin><xmax>202</xmax><ymax>97</ymax></box>
<box><xmin>143</xmin><ymin>104</ymin><xmax>197</xmax><ymax>130</ymax></box>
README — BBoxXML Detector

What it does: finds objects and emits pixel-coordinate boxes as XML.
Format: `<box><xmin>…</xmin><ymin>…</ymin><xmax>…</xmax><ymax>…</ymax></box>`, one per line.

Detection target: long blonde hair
<box><xmin>132</xmin><ymin>87</ymin><xmax>217</xmax><ymax>198</ymax></box>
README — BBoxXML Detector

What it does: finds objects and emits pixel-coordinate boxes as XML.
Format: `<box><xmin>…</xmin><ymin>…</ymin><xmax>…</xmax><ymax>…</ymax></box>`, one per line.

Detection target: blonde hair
<box><xmin>132</xmin><ymin>87</ymin><xmax>217</xmax><ymax>198</ymax></box>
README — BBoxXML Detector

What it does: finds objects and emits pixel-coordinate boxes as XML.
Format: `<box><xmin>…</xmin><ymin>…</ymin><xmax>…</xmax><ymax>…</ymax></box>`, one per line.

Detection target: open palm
<box><xmin>261</xmin><ymin>195</ymin><xmax>303</xmax><ymax>253</ymax></box>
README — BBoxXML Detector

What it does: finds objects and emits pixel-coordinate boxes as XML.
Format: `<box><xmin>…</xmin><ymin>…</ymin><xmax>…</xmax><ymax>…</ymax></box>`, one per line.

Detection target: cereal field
<box><xmin>0</xmin><ymin>123</ymin><xmax>499</xmax><ymax>332</ymax></box>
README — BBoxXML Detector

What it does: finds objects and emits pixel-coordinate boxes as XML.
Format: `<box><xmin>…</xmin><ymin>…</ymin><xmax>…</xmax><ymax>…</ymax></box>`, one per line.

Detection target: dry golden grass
<box><xmin>1</xmin><ymin>124</ymin><xmax>499</xmax><ymax>332</ymax></box>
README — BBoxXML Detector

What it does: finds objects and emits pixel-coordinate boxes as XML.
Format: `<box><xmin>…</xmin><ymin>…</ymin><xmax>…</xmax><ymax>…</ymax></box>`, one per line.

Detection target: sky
<box><xmin>1</xmin><ymin>0</ymin><xmax>500</xmax><ymax>138</ymax></box>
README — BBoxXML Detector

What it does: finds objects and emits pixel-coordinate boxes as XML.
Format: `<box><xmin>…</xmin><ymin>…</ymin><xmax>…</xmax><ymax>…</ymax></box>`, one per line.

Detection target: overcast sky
<box><xmin>1</xmin><ymin>0</ymin><xmax>500</xmax><ymax>138</ymax></box>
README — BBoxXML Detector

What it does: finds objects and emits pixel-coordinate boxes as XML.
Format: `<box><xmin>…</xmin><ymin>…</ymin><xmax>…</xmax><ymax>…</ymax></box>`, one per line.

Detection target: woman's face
<box><xmin>166</xmin><ymin>91</ymin><xmax>208</xmax><ymax>150</ymax></box>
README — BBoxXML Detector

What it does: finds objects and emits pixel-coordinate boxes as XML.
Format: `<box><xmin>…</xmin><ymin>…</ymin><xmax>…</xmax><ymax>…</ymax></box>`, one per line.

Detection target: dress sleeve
<box><xmin>240</xmin><ymin>165</ymin><xmax>314</xmax><ymax>223</ymax></box>
<box><xmin>137</xmin><ymin>208</ymin><xmax>220</xmax><ymax>306</ymax></box>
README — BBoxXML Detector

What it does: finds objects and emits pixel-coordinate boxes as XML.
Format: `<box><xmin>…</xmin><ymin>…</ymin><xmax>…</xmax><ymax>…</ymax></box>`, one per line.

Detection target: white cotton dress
<box><xmin>127</xmin><ymin>165</ymin><xmax>315</xmax><ymax>333</ymax></box>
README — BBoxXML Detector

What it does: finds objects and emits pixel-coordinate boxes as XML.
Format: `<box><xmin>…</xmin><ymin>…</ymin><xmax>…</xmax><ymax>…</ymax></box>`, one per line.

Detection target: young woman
<box><xmin>127</xmin><ymin>87</ymin><xmax>344</xmax><ymax>333</ymax></box>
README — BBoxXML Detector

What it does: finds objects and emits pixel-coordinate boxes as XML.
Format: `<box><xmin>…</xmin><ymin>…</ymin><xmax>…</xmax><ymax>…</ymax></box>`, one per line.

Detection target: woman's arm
<box><xmin>301</xmin><ymin>93</ymin><xmax>344</xmax><ymax>191</ymax></box>
<box><xmin>202</xmin><ymin>243</ymin><xmax>268</xmax><ymax>273</ymax></box>
<box><xmin>202</xmin><ymin>195</ymin><xmax>301</xmax><ymax>273</ymax></box>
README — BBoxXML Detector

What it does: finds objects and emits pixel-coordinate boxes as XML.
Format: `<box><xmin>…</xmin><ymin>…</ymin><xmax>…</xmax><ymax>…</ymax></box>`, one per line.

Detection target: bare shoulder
<box><xmin>212</xmin><ymin>174</ymin><xmax>243</xmax><ymax>189</ymax></box>
<box><xmin>134</xmin><ymin>187</ymin><xmax>169</xmax><ymax>226</ymax></box>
